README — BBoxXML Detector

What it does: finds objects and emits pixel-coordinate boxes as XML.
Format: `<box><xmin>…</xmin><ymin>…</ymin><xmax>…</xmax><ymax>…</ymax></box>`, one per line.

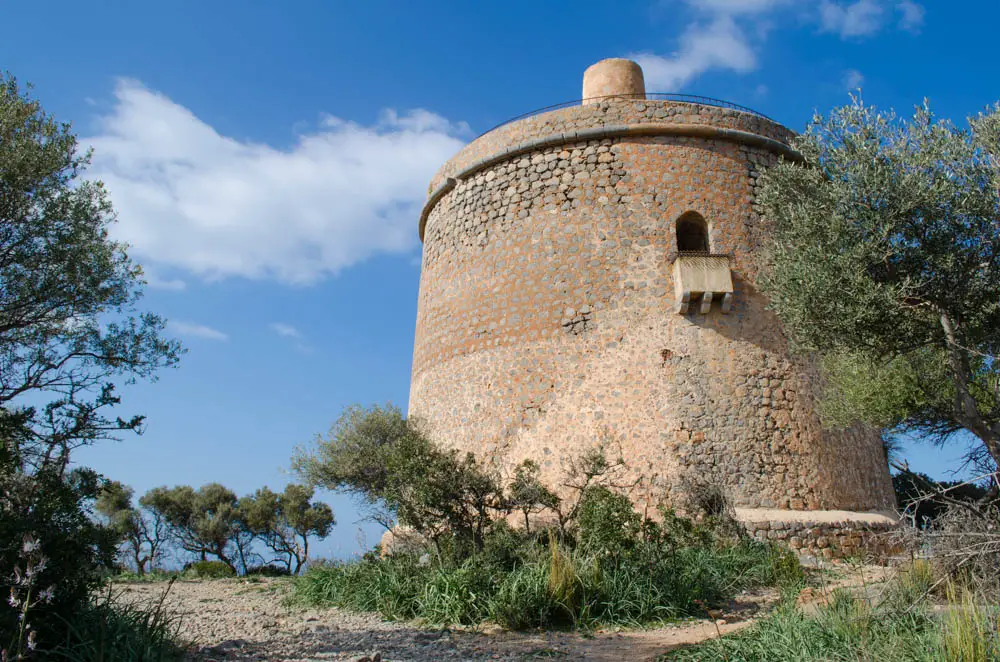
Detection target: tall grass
<box><xmin>666</xmin><ymin>565</ymin><xmax>1000</xmax><ymax>662</ymax></box>
<box><xmin>291</xmin><ymin>534</ymin><xmax>800</xmax><ymax>630</ymax></box>
<box><xmin>50</xmin><ymin>582</ymin><xmax>186</xmax><ymax>661</ymax></box>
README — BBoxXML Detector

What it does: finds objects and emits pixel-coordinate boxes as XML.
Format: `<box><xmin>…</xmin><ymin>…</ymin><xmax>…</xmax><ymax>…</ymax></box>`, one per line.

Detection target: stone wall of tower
<box><xmin>409</xmin><ymin>97</ymin><xmax>896</xmax><ymax>520</ymax></box>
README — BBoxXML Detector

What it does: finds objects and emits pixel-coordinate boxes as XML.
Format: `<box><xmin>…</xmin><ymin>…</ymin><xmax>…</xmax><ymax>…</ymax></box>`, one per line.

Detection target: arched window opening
<box><xmin>676</xmin><ymin>212</ymin><xmax>710</xmax><ymax>253</ymax></box>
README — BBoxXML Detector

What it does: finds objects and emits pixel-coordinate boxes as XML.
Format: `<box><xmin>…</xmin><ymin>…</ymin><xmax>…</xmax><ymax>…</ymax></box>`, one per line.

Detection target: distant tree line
<box><xmin>95</xmin><ymin>481</ymin><xmax>334</xmax><ymax>576</ymax></box>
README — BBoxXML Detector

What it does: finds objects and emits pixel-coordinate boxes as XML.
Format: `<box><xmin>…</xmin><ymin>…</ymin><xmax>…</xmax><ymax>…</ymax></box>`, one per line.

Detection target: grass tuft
<box><xmin>50</xmin><ymin>581</ymin><xmax>186</xmax><ymax>661</ymax></box>
<box><xmin>665</xmin><ymin>565</ymin><xmax>1000</xmax><ymax>662</ymax></box>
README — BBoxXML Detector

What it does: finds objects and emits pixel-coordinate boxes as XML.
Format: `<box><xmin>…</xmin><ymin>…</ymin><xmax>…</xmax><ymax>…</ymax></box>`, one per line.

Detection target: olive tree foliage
<box><xmin>0</xmin><ymin>74</ymin><xmax>183</xmax><ymax>474</ymax></box>
<box><xmin>0</xmin><ymin>74</ymin><xmax>181</xmax><ymax>651</ymax></box>
<box><xmin>756</xmin><ymin>97</ymin><xmax>1000</xmax><ymax>473</ymax></box>
<box><xmin>508</xmin><ymin>460</ymin><xmax>559</xmax><ymax>532</ymax></box>
<box><xmin>293</xmin><ymin>404</ymin><xmax>555</xmax><ymax>552</ymax></box>
<box><xmin>240</xmin><ymin>484</ymin><xmax>334</xmax><ymax>574</ymax></box>
<box><xmin>94</xmin><ymin>480</ymin><xmax>168</xmax><ymax>576</ymax></box>
<box><xmin>140</xmin><ymin>484</ymin><xmax>247</xmax><ymax>573</ymax></box>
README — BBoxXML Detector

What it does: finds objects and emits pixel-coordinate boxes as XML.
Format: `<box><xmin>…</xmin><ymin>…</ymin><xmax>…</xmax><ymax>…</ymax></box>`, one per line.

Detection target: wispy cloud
<box><xmin>269</xmin><ymin>323</ymin><xmax>302</xmax><ymax>340</ymax></box>
<box><xmin>86</xmin><ymin>81</ymin><xmax>468</xmax><ymax>285</ymax></box>
<box><xmin>269</xmin><ymin>322</ymin><xmax>312</xmax><ymax>353</ymax></box>
<box><xmin>168</xmin><ymin>320</ymin><xmax>228</xmax><ymax>341</ymax></box>
<box><xmin>843</xmin><ymin>69</ymin><xmax>865</xmax><ymax>90</ymax></box>
<box><xmin>142</xmin><ymin>268</ymin><xmax>187</xmax><ymax>291</ymax></box>
<box><xmin>819</xmin><ymin>0</ymin><xmax>884</xmax><ymax>38</ymax></box>
<box><xmin>634</xmin><ymin>1</ymin><xmax>923</xmax><ymax>91</ymax></box>
<box><xmin>632</xmin><ymin>15</ymin><xmax>757</xmax><ymax>91</ymax></box>
<box><xmin>896</xmin><ymin>0</ymin><xmax>925</xmax><ymax>32</ymax></box>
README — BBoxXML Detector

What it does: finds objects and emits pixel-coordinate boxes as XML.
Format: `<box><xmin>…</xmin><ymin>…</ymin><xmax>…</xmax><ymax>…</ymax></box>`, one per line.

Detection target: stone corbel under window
<box><xmin>673</xmin><ymin>254</ymin><xmax>734</xmax><ymax>314</ymax></box>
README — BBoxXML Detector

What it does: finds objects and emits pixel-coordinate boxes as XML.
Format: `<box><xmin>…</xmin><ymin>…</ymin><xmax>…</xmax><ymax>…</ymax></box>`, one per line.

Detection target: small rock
<box><xmin>478</xmin><ymin>622</ymin><xmax>504</xmax><ymax>636</ymax></box>
<box><xmin>716</xmin><ymin>619</ymin><xmax>728</xmax><ymax>626</ymax></box>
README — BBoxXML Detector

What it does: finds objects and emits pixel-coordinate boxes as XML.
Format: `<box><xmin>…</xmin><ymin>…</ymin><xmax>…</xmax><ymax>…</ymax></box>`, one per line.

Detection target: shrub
<box><xmin>576</xmin><ymin>487</ymin><xmax>642</xmax><ymax>557</ymax></box>
<box><xmin>292</xmin><ymin>405</ymin><xmax>558</xmax><ymax>552</ymax></box>
<box><xmin>245</xmin><ymin>564</ymin><xmax>291</xmax><ymax>578</ymax></box>
<box><xmin>928</xmin><ymin>499</ymin><xmax>1000</xmax><ymax>601</ymax></box>
<box><xmin>1</xmin><ymin>467</ymin><xmax>118</xmax><ymax>654</ymax></box>
<box><xmin>183</xmin><ymin>560</ymin><xmax>235</xmax><ymax>579</ymax></box>
<box><xmin>111</xmin><ymin>569</ymin><xmax>179</xmax><ymax>584</ymax></box>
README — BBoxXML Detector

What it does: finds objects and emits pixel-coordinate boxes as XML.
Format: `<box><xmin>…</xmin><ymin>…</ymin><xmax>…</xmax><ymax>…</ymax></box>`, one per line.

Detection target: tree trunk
<box><xmin>940</xmin><ymin>311</ymin><xmax>1000</xmax><ymax>469</ymax></box>
<box><xmin>133</xmin><ymin>549</ymin><xmax>145</xmax><ymax>576</ymax></box>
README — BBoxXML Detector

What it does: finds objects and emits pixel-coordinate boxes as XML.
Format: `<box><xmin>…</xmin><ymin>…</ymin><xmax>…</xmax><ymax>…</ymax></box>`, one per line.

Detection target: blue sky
<box><xmin>2</xmin><ymin>0</ymin><xmax>996</xmax><ymax>559</ymax></box>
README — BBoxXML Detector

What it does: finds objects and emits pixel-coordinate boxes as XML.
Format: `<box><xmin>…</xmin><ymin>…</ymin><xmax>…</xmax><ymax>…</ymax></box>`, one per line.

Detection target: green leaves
<box><xmin>140</xmin><ymin>484</ymin><xmax>240</xmax><ymax>571</ymax></box>
<box><xmin>293</xmin><ymin>404</ymin><xmax>560</xmax><ymax>552</ymax></box>
<box><xmin>239</xmin><ymin>484</ymin><xmax>334</xmax><ymax>574</ymax></box>
<box><xmin>0</xmin><ymin>73</ymin><xmax>184</xmax><ymax>473</ymax></box>
<box><xmin>757</xmin><ymin>97</ymin><xmax>1000</xmax><ymax>467</ymax></box>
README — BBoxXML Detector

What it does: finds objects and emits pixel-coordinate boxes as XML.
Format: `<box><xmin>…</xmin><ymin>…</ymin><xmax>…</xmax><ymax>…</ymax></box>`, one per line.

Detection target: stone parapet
<box><xmin>426</xmin><ymin>98</ymin><xmax>795</xmax><ymax>197</ymax></box>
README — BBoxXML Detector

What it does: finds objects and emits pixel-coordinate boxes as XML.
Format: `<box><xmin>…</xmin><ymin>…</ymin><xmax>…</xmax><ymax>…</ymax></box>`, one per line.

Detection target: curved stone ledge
<box><xmin>734</xmin><ymin>508</ymin><xmax>898</xmax><ymax>526</ymax></box>
<box><xmin>739</xmin><ymin>509</ymin><xmax>900</xmax><ymax>561</ymax></box>
<box><xmin>419</xmin><ymin>121</ymin><xmax>802</xmax><ymax>240</ymax></box>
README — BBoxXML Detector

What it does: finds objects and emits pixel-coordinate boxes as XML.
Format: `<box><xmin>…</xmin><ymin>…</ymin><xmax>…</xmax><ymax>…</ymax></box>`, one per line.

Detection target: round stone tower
<box><xmin>410</xmin><ymin>59</ymin><xmax>896</xmax><ymax>556</ymax></box>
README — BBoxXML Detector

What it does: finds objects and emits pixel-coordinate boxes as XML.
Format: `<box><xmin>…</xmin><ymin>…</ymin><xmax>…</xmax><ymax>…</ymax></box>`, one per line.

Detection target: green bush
<box><xmin>111</xmin><ymin>569</ymin><xmax>179</xmax><ymax>584</ymax></box>
<box><xmin>576</xmin><ymin>487</ymin><xmax>642</xmax><ymax>557</ymax></box>
<box><xmin>183</xmin><ymin>560</ymin><xmax>235</xmax><ymax>579</ymax></box>
<box><xmin>292</xmin><ymin>510</ymin><xmax>801</xmax><ymax>630</ymax></box>
<box><xmin>1</xmin><ymin>467</ymin><xmax>119</xmax><ymax>654</ymax></box>
<box><xmin>245</xmin><ymin>564</ymin><xmax>291</xmax><ymax>578</ymax></box>
<box><xmin>488</xmin><ymin>563</ymin><xmax>557</xmax><ymax>629</ymax></box>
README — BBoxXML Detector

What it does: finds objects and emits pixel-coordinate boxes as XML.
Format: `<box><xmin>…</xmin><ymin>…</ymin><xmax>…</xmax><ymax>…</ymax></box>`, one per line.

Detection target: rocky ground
<box><xmin>116</xmin><ymin>577</ymin><xmax>786</xmax><ymax>661</ymax></box>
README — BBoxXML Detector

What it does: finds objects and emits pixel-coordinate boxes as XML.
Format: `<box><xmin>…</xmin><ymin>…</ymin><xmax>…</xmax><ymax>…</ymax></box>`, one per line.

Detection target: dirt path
<box><xmin>117</xmin><ymin>567</ymin><xmax>883</xmax><ymax>661</ymax></box>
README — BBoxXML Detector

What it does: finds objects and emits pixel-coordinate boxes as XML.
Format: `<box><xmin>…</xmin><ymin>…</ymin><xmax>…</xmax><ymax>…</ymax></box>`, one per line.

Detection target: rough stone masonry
<box><xmin>408</xmin><ymin>58</ymin><xmax>897</xmax><ymax>558</ymax></box>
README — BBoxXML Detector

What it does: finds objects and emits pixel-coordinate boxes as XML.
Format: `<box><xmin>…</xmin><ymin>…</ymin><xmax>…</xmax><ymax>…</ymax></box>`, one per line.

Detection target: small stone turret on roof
<box><xmin>582</xmin><ymin>58</ymin><xmax>645</xmax><ymax>104</ymax></box>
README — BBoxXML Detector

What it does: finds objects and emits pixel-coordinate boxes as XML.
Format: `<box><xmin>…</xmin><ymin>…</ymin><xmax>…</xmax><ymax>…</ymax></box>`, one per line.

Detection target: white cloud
<box><xmin>897</xmin><ymin>0</ymin><xmax>925</xmax><ymax>32</ymax></box>
<box><xmin>843</xmin><ymin>69</ymin><xmax>865</xmax><ymax>90</ymax></box>
<box><xmin>268</xmin><ymin>322</ymin><xmax>312</xmax><ymax>353</ymax></box>
<box><xmin>269</xmin><ymin>323</ymin><xmax>302</xmax><ymax>339</ymax></box>
<box><xmin>632</xmin><ymin>16</ymin><xmax>757</xmax><ymax>90</ymax></box>
<box><xmin>168</xmin><ymin>320</ymin><xmax>228</xmax><ymax>341</ymax></box>
<box><xmin>819</xmin><ymin>0</ymin><xmax>885</xmax><ymax>37</ymax></box>
<box><xmin>86</xmin><ymin>80</ymin><xmax>468</xmax><ymax>284</ymax></box>
<box><xmin>685</xmin><ymin>0</ymin><xmax>793</xmax><ymax>14</ymax></box>
<box><xmin>142</xmin><ymin>268</ymin><xmax>187</xmax><ymax>291</ymax></box>
<box><xmin>635</xmin><ymin>1</ymin><xmax>922</xmax><ymax>92</ymax></box>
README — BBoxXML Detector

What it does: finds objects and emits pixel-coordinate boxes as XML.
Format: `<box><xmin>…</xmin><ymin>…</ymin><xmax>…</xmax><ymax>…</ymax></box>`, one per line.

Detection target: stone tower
<box><xmin>409</xmin><ymin>59</ymin><xmax>896</xmax><ymax>556</ymax></box>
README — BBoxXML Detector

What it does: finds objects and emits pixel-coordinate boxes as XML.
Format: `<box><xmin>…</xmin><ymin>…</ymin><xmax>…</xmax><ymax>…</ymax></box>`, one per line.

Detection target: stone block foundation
<box><xmin>738</xmin><ymin>509</ymin><xmax>899</xmax><ymax>561</ymax></box>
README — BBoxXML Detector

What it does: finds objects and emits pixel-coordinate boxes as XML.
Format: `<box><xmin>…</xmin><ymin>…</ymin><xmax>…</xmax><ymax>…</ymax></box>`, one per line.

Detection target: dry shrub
<box><xmin>928</xmin><ymin>499</ymin><xmax>1000</xmax><ymax>601</ymax></box>
<box><xmin>673</xmin><ymin>473</ymin><xmax>746</xmax><ymax>541</ymax></box>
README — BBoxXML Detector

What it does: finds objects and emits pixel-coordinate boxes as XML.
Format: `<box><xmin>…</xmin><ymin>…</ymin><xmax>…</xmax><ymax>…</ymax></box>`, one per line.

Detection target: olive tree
<box><xmin>141</xmin><ymin>484</ymin><xmax>247</xmax><ymax>573</ymax></box>
<box><xmin>240</xmin><ymin>484</ymin><xmax>334</xmax><ymax>574</ymax></box>
<box><xmin>293</xmin><ymin>404</ymin><xmax>529</xmax><ymax>553</ymax></box>
<box><xmin>757</xmin><ymin>97</ymin><xmax>1000</xmax><ymax>474</ymax></box>
<box><xmin>0</xmin><ymin>72</ymin><xmax>181</xmax><ymax>651</ymax></box>
<box><xmin>94</xmin><ymin>480</ymin><xmax>168</xmax><ymax>575</ymax></box>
